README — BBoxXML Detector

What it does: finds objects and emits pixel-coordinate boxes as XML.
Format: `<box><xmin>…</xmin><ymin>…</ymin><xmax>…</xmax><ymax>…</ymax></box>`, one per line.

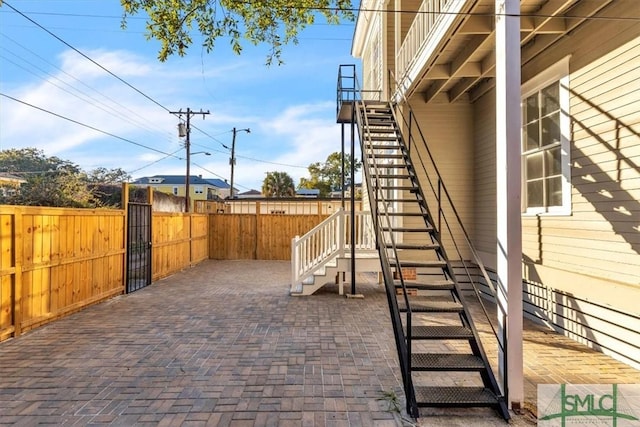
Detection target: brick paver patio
<box><xmin>0</xmin><ymin>260</ymin><xmax>638</xmax><ymax>426</ymax></box>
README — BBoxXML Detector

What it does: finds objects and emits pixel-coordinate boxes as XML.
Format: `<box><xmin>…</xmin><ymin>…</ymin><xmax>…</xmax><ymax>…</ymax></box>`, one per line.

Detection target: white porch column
<box><xmin>495</xmin><ymin>0</ymin><xmax>523</xmax><ymax>409</ymax></box>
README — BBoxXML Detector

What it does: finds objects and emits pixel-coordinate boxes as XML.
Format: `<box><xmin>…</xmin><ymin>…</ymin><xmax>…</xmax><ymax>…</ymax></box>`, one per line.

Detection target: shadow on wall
<box><xmin>521</xmin><ymin>253</ymin><xmax>603</xmax><ymax>363</ymax></box>
<box><xmin>569</xmin><ymin>88</ymin><xmax>640</xmax><ymax>256</ymax></box>
<box><xmin>518</xmin><ymin>88</ymin><xmax>640</xmax><ymax>367</ymax></box>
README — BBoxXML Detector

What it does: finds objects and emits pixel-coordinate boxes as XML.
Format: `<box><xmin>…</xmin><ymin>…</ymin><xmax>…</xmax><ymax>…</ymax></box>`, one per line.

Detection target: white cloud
<box><xmin>1</xmin><ymin>42</ymin><xmax>356</xmax><ymax>193</ymax></box>
<box><xmin>58</xmin><ymin>49</ymin><xmax>153</xmax><ymax>80</ymax></box>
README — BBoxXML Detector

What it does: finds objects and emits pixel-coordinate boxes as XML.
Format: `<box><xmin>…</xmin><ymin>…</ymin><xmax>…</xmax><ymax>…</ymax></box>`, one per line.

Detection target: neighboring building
<box><xmin>0</xmin><ymin>173</ymin><xmax>26</xmax><ymax>198</ymax></box>
<box><xmin>329</xmin><ymin>183</ymin><xmax>362</xmax><ymax>199</ymax></box>
<box><xmin>204</xmin><ymin>178</ymin><xmax>232</xmax><ymax>199</ymax></box>
<box><xmin>295</xmin><ymin>188</ymin><xmax>320</xmax><ymax>198</ymax></box>
<box><xmin>352</xmin><ymin>0</ymin><xmax>639</xmax><ymax>389</ymax></box>
<box><xmin>132</xmin><ymin>175</ymin><xmax>229</xmax><ymax>211</ymax></box>
<box><xmin>237</xmin><ymin>189</ymin><xmax>262</xmax><ymax>199</ymax></box>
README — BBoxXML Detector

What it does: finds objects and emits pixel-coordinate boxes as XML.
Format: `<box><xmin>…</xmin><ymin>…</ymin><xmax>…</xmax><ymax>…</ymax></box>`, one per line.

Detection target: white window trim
<box><xmin>521</xmin><ymin>56</ymin><xmax>572</xmax><ymax>216</ymax></box>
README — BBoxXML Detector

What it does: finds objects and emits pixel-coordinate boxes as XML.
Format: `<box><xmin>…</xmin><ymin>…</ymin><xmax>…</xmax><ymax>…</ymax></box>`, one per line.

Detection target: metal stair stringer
<box><xmin>354</xmin><ymin>100</ymin><xmax>510</xmax><ymax>420</ymax></box>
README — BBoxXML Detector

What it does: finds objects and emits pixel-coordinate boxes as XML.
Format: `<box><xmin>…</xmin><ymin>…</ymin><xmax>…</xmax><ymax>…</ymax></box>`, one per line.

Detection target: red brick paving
<box><xmin>0</xmin><ymin>260</ymin><xmax>638</xmax><ymax>426</ymax></box>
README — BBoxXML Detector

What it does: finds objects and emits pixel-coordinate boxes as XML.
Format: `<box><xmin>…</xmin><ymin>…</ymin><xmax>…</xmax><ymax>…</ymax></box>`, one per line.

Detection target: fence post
<box><xmin>12</xmin><ymin>208</ymin><xmax>23</xmax><ymax>337</ymax></box>
<box><xmin>121</xmin><ymin>183</ymin><xmax>129</xmax><ymax>294</ymax></box>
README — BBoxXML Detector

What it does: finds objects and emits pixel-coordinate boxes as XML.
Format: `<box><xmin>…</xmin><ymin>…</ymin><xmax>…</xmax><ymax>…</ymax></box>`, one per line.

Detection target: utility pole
<box><xmin>171</xmin><ymin>108</ymin><xmax>210</xmax><ymax>212</ymax></box>
<box><xmin>229</xmin><ymin>127</ymin><xmax>250</xmax><ymax>199</ymax></box>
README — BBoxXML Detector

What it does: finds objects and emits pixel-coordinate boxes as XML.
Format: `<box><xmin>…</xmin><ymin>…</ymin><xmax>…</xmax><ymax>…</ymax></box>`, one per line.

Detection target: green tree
<box><xmin>0</xmin><ymin>148</ymin><xmax>126</xmax><ymax>208</ymax></box>
<box><xmin>262</xmin><ymin>171</ymin><xmax>295</xmax><ymax>198</ymax></box>
<box><xmin>297</xmin><ymin>151</ymin><xmax>361</xmax><ymax>197</ymax></box>
<box><xmin>87</xmin><ymin>167</ymin><xmax>131</xmax><ymax>184</ymax></box>
<box><xmin>120</xmin><ymin>0</ymin><xmax>354</xmax><ymax>64</ymax></box>
<box><xmin>0</xmin><ymin>147</ymin><xmax>80</xmax><ymax>176</ymax></box>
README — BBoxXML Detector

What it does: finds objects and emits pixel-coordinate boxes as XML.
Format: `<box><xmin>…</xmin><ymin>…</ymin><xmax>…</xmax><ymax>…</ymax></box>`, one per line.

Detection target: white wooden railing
<box><xmin>291</xmin><ymin>209</ymin><xmax>376</xmax><ymax>286</ymax></box>
<box><xmin>396</xmin><ymin>0</ymin><xmax>456</xmax><ymax>82</ymax></box>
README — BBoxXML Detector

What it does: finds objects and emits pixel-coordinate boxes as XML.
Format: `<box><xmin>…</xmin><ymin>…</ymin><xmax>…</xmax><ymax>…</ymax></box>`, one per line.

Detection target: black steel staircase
<box><xmin>337</xmin><ymin>65</ymin><xmax>510</xmax><ymax>420</ymax></box>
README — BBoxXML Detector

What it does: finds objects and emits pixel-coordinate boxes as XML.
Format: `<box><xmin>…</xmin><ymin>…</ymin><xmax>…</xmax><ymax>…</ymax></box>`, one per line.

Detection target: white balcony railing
<box><xmin>291</xmin><ymin>209</ymin><xmax>376</xmax><ymax>286</ymax></box>
<box><xmin>396</xmin><ymin>0</ymin><xmax>456</xmax><ymax>83</ymax></box>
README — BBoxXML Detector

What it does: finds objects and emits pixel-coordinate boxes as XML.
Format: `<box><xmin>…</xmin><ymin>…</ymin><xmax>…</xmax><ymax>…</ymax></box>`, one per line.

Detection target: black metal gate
<box><xmin>126</xmin><ymin>203</ymin><xmax>152</xmax><ymax>293</ymax></box>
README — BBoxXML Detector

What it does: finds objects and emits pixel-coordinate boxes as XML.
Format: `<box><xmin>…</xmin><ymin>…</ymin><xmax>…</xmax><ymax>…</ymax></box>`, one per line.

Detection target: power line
<box><xmin>127</xmin><ymin>149</ymin><xmax>183</xmax><ymax>175</ymax></box>
<box><xmin>0</xmin><ymin>47</ymin><xmax>174</xmax><ymax>144</ymax></box>
<box><xmin>0</xmin><ymin>9</ymin><xmax>355</xmax><ymax>25</ymax></box>
<box><xmin>3</xmin><ymin>1</ymin><xmax>172</xmax><ymax>113</ymax></box>
<box><xmin>191</xmin><ymin>161</ymin><xmax>229</xmax><ymax>183</ymax></box>
<box><xmin>2</xmin><ymin>0</ymin><xmax>364</xmax><ymax>180</ymax></box>
<box><xmin>0</xmin><ymin>32</ymin><xmax>170</xmax><ymax>138</ymax></box>
<box><xmin>3</xmin><ymin>3</ymin><xmax>231</xmax><ymax>152</ymax></box>
<box><xmin>1</xmin><ymin>92</ymin><xmax>177</xmax><ymax>158</ymax></box>
<box><xmin>189</xmin><ymin>142</ymin><xmax>308</xmax><ymax>169</ymax></box>
<box><xmin>284</xmin><ymin>2</ymin><xmax>640</xmax><ymax>22</ymax></box>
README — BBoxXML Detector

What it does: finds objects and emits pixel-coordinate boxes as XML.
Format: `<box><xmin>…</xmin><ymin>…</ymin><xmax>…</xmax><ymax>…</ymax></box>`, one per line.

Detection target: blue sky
<box><xmin>0</xmin><ymin>1</ymin><xmax>360</xmax><ymax>193</ymax></box>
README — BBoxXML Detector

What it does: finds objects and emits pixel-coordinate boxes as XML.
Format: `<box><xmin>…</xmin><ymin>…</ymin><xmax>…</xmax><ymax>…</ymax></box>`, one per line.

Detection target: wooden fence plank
<box><xmin>210</xmin><ymin>213</ymin><xmax>328</xmax><ymax>260</ymax></box>
<box><xmin>0</xmin><ymin>205</ymin><xmax>205</xmax><ymax>340</ymax></box>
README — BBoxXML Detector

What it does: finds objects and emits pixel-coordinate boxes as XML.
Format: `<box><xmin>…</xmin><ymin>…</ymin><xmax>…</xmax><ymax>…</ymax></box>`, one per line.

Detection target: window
<box><xmin>194</xmin><ymin>186</ymin><xmax>204</xmax><ymax>194</ymax></box>
<box><xmin>173</xmin><ymin>187</ymin><xmax>179</xmax><ymax>196</ymax></box>
<box><xmin>521</xmin><ymin>59</ymin><xmax>571</xmax><ymax>215</ymax></box>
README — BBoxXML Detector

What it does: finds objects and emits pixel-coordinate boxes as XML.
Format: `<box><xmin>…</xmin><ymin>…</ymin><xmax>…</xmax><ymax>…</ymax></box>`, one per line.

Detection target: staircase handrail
<box><xmin>387</xmin><ymin>69</ymin><xmax>506</xmax><ymax>354</ymax></box>
<box><xmin>338</xmin><ymin>65</ymin><xmax>418</xmax><ymax>415</ymax></box>
<box><xmin>291</xmin><ymin>208</ymin><xmax>344</xmax><ymax>286</ymax></box>
<box><xmin>291</xmin><ymin>208</ymin><xmax>377</xmax><ymax>287</ymax></box>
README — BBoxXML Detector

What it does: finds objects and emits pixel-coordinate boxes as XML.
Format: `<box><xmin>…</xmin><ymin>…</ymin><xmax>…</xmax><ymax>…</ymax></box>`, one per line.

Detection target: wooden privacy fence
<box><xmin>0</xmin><ymin>206</ymin><xmax>126</xmax><ymax>340</ymax></box>
<box><xmin>196</xmin><ymin>199</ymin><xmax>363</xmax><ymax>215</ymax></box>
<box><xmin>152</xmin><ymin>213</ymin><xmax>208</xmax><ymax>280</ymax></box>
<box><xmin>209</xmin><ymin>213</ymin><xmax>329</xmax><ymax>260</ymax></box>
<box><xmin>1</xmin><ymin>200</ymin><xmax>327</xmax><ymax>340</ymax></box>
<box><xmin>1</xmin><ymin>203</ymin><xmax>209</xmax><ymax>342</ymax></box>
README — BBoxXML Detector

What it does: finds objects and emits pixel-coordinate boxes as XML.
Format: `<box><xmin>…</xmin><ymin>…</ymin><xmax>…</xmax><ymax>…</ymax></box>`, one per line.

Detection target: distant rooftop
<box><xmin>296</xmin><ymin>188</ymin><xmax>321</xmax><ymax>198</ymax></box>
<box><xmin>133</xmin><ymin>175</ymin><xmax>229</xmax><ymax>188</ymax></box>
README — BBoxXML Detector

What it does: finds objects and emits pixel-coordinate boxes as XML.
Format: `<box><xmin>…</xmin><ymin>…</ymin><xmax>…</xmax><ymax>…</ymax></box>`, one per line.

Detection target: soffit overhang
<box><xmin>397</xmin><ymin>0</ymin><xmax>618</xmax><ymax>104</ymax></box>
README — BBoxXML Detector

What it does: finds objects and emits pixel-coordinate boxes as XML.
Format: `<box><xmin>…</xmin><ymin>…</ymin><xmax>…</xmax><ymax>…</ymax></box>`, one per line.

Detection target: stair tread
<box><xmin>364</xmin><ymin>128</ymin><xmax>397</xmax><ymax>133</ymax></box>
<box><xmin>385</xmin><ymin>243</ymin><xmax>439</xmax><ymax>249</ymax></box>
<box><xmin>365</xmin><ymin>147</ymin><xmax>402</xmax><ymax>152</ymax></box>
<box><xmin>378</xmin><ymin>198</ymin><xmax>421</xmax><ymax>203</ymax></box>
<box><xmin>411</xmin><ymin>353</ymin><xmax>485</xmax><ymax>371</ymax></box>
<box><xmin>369</xmin><ymin>164</ymin><xmax>407</xmax><ymax>169</ymax></box>
<box><xmin>370</xmin><ymin>174</ymin><xmax>413</xmax><ymax>178</ymax></box>
<box><xmin>366</xmin><ymin>153</ymin><xmax>404</xmax><ymax>159</ymax></box>
<box><xmin>364</xmin><ymin>135</ymin><xmax>399</xmax><ymax>141</ymax></box>
<box><xmin>391</xmin><ymin>260</ymin><xmax>447</xmax><ymax>268</ymax></box>
<box><xmin>365</xmin><ymin>120</ymin><xmax>394</xmax><ymax>125</ymax></box>
<box><xmin>380</xmin><ymin>212</ymin><xmax>427</xmax><ymax>217</ymax></box>
<box><xmin>395</xmin><ymin>280</ymin><xmax>454</xmax><ymax>290</ymax></box>
<box><xmin>412</xmin><ymin>325</ymin><xmax>474</xmax><ymax>339</ymax></box>
<box><xmin>382</xmin><ymin>227</ymin><xmax>433</xmax><ymax>232</ymax></box>
<box><xmin>399</xmin><ymin>299</ymin><xmax>463</xmax><ymax>313</ymax></box>
<box><xmin>377</xmin><ymin>187</ymin><xmax>416</xmax><ymax>192</ymax></box>
<box><xmin>364</xmin><ymin>113</ymin><xmax>392</xmax><ymax>118</ymax></box>
<box><xmin>414</xmin><ymin>386</ymin><xmax>499</xmax><ymax>406</ymax></box>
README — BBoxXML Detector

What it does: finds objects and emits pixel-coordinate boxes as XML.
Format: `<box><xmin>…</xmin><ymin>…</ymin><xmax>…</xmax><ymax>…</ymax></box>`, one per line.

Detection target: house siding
<box><xmin>362</xmin><ymin>14</ymin><xmax>384</xmax><ymax>97</ymax></box>
<box><xmin>354</xmin><ymin>0</ymin><xmax>640</xmax><ymax>369</ymax></box>
<box><xmin>405</xmin><ymin>97</ymin><xmax>475</xmax><ymax>260</ymax></box>
<box><xmin>522</xmin><ymin>33</ymin><xmax>640</xmax><ymax>291</ymax></box>
<box><xmin>472</xmin><ymin>90</ymin><xmax>497</xmax><ymax>264</ymax></box>
<box><xmin>472</xmin><ymin>31</ymin><xmax>640</xmax><ymax>368</ymax></box>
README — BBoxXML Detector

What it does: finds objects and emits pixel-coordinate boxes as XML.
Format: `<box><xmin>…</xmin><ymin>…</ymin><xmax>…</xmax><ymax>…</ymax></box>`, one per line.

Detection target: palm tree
<box><xmin>262</xmin><ymin>171</ymin><xmax>295</xmax><ymax>198</ymax></box>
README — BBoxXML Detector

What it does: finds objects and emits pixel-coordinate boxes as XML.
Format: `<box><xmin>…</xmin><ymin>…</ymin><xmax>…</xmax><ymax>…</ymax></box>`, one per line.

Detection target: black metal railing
<box><xmin>336</xmin><ymin>64</ymin><xmax>509</xmax><ymax>408</ymax></box>
<box><xmin>338</xmin><ymin>64</ymin><xmax>418</xmax><ymax>415</ymax></box>
<box><xmin>387</xmin><ymin>68</ymin><xmax>508</xmax><ymax>397</ymax></box>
